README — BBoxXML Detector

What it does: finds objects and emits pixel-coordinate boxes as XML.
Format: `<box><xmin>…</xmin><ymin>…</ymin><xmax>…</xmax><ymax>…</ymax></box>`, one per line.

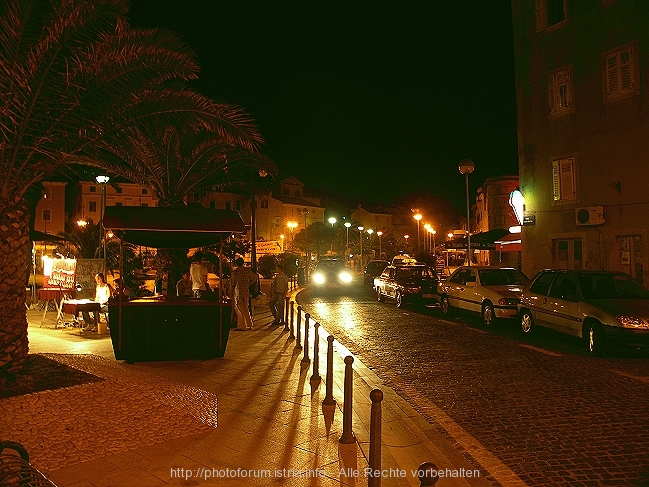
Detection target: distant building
<box><xmin>512</xmin><ymin>0</ymin><xmax>649</xmax><ymax>284</ymax></box>
<box><xmin>474</xmin><ymin>175</ymin><xmax>519</xmax><ymax>234</ymax></box>
<box><xmin>75</xmin><ymin>181</ymin><xmax>158</xmax><ymax>223</ymax></box>
<box><xmin>34</xmin><ymin>182</ymin><xmax>67</xmax><ymax>236</ymax></box>
<box><xmin>350</xmin><ymin>204</ymin><xmax>393</xmax><ymax>234</ymax></box>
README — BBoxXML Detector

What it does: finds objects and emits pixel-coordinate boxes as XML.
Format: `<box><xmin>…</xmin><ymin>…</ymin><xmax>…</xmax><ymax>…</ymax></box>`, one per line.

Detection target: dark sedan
<box><xmin>374</xmin><ymin>264</ymin><xmax>439</xmax><ymax>308</ymax></box>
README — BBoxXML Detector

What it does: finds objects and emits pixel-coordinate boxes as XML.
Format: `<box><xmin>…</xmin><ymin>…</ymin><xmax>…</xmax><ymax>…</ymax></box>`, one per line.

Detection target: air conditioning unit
<box><xmin>575</xmin><ymin>206</ymin><xmax>605</xmax><ymax>226</ymax></box>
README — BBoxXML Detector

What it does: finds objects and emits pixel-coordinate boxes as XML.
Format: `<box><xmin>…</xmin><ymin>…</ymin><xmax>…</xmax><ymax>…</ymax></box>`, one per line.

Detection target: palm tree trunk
<box><xmin>0</xmin><ymin>197</ymin><xmax>30</xmax><ymax>381</ymax></box>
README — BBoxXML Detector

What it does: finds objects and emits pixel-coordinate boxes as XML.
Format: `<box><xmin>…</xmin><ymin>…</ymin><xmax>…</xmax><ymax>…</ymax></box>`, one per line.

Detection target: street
<box><xmin>296</xmin><ymin>278</ymin><xmax>649</xmax><ymax>487</ymax></box>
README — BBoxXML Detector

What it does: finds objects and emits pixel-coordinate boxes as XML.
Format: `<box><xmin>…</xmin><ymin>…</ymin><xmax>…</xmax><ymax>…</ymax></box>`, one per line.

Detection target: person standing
<box><xmin>176</xmin><ymin>269</ymin><xmax>193</xmax><ymax>297</ymax></box>
<box><xmin>229</xmin><ymin>257</ymin><xmax>257</xmax><ymax>330</ymax></box>
<box><xmin>268</xmin><ymin>264</ymin><xmax>289</xmax><ymax>325</ymax></box>
<box><xmin>190</xmin><ymin>252</ymin><xmax>209</xmax><ymax>299</ymax></box>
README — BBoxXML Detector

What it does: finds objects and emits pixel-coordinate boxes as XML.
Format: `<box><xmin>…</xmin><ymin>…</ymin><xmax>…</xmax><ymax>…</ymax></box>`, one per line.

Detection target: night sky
<box><xmin>127</xmin><ymin>1</ymin><xmax>518</xmax><ymax>212</ymax></box>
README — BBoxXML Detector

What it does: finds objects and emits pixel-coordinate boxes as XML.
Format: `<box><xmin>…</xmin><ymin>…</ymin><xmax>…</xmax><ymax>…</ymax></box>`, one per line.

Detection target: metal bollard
<box><xmin>368</xmin><ymin>389</ymin><xmax>384</xmax><ymax>487</ymax></box>
<box><xmin>310</xmin><ymin>322</ymin><xmax>321</xmax><ymax>382</ymax></box>
<box><xmin>289</xmin><ymin>301</ymin><xmax>295</xmax><ymax>340</ymax></box>
<box><xmin>283</xmin><ymin>296</ymin><xmax>290</xmax><ymax>331</ymax></box>
<box><xmin>339</xmin><ymin>355</ymin><xmax>356</xmax><ymax>444</ymax></box>
<box><xmin>295</xmin><ymin>306</ymin><xmax>303</xmax><ymax>350</ymax></box>
<box><xmin>301</xmin><ymin>313</ymin><xmax>311</xmax><ymax>364</ymax></box>
<box><xmin>322</xmin><ymin>335</ymin><xmax>336</xmax><ymax>406</ymax></box>
<box><xmin>417</xmin><ymin>462</ymin><xmax>440</xmax><ymax>486</ymax></box>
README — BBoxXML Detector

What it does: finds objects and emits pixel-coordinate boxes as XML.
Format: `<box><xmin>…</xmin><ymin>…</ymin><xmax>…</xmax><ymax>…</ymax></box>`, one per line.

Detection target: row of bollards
<box><xmin>283</xmin><ymin>301</ymin><xmax>437</xmax><ymax>487</ymax></box>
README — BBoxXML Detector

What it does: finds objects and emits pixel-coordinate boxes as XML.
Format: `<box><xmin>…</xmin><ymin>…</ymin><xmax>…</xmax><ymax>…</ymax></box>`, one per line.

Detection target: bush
<box><xmin>257</xmin><ymin>254</ymin><xmax>278</xmax><ymax>278</ymax></box>
<box><xmin>279</xmin><ymin>253</ymin><xmax>300</xmax><ymax>278</ymax></box>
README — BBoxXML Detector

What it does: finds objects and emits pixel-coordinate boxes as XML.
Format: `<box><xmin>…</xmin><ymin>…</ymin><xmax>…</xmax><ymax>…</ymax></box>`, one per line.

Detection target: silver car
<box><xmin>440</xmin><ymin>266</ymin><xmax>529</xmax><ymax>325</ymax></box>
<box><xmin>518</xmin><ymin>270</ymin><xmax>649</xmax><ymax>356</ymax></box>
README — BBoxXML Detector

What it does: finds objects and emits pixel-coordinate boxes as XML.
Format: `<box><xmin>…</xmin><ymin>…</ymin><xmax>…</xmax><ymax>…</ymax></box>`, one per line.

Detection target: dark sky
<box><xmin>127</xmin><ymin>1</ymin><xmax>518</xmax><ymax>211</ymax></box>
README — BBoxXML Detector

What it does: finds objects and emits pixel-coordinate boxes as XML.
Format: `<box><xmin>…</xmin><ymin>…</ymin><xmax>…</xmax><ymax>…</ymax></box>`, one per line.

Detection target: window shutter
<box><xmin>548</xmin><ymin>73</ymin><xmax>556</xmax><ymax>111</ymax></box>
<box><xmin>620</xmin><ymin>46</ymin><xmax>633</xmax><ymax>91</ymax></box>
<box><xmin>606</xmin><ymin>53</ymin><xmax>618</xmax><ymax>96</ymax></box>
<box><xmin>535</xmin><ymin>0</ymin><xmax>546</xmax><ymax>31</ymax></box>
<box><xmin>557</xmin><ymin>69</ymin><xmax>571</xmax><ymax>109</ymax></box>
<box><xmin>560</xmin><ymin>158</ymin><xmax>576</xmax><ymax>200</ymax></box>
<box><xmin>552</xmin><ymin>160</ymin><xmax>561</xmax><ymax>201</ymax></box>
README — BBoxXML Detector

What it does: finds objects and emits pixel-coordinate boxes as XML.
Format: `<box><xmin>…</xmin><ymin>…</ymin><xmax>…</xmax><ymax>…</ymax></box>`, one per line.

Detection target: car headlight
<box><xmin>339</xmin><ymin>271</ymin><xmax>352</xmax><ymax>283</ymax></box>
<box><xmin>498</xmin><ymin>297</ymin><xmax>520</xmax><ymax>306</ymax></box>
<box><xmin>617</xmin><ymin>315</ymin><xmax>649</xmax><ymax>329</ymax></box>
<box><xmin>313</xmin><ymin>273</ymin><xmax>326</xmax><ymax>285</ymax></box>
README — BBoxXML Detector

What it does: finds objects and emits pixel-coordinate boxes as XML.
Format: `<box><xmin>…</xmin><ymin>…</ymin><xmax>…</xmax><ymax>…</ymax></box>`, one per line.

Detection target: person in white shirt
<box><xmin>82</xmin><ymin>273</ymin><xmax>113</xmax><ymax>332</ymax></box>
<box><xmin>190</xmin><ymin>252</ymin><xmax>209</xmax><ymax>298</ymax></box>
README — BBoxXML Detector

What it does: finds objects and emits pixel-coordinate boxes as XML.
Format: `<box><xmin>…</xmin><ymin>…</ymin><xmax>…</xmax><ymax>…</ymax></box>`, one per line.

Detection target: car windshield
<box><xmin>396</xmin><ymin>267</ymin><xmax>434</xmax><ymax>280</ymax></box>
<box><xmin>578</xmin><ymin>273</ymin><xmax>649</xmax><ymax>299</ymax></box>
<box><xmin>316</xmin><ymin>261</ymin><xmax>346</xmax><ymax>272</ymax></box>
<box><xmin>478</xmin><ymin>269</ymin><xmax>529</xmax><ymax>286</ymax></box>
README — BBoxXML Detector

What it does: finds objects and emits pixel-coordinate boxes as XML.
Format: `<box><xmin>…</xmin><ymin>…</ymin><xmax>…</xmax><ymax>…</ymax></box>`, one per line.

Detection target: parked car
<box><xmin>311</xmin><ymin>259</ymin><xmax>353</xmax><ymax>295</ymax></box>
<box><xmin>439</xmin><ymin>266</ymin><xmax>529</xmax><ymax>325</ymax></box>
<box><xmin>518</xmin><ymin>269</ymin><xmax>649</xmax><ymax>356</ymax></box>
<box><xmin>364</xmin><ymin>260</ymin><xmax>389</xmax><ymax>284</ymax></box>
<box><xmin>374</xmin><ymin>264</ymin><xmax>439</xmax><ymax>308</ymax></box>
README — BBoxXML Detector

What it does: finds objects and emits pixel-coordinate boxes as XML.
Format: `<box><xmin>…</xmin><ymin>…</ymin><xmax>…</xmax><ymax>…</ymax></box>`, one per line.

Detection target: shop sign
<box><xmin>255</xmin><ymin>241</ymin><xmax>282</xmax><ymax>254</ymax></box>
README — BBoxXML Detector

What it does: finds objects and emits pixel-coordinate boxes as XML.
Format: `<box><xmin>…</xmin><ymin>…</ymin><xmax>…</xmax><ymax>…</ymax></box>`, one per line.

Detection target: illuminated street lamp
<box><xmin>423</xmin><ymin>223</ymin><xmax>431</xmax><ymax>251</ymax></box>
<box><xmin>344</xmin><ymin>222</ymin><xmax>352</xmax><ymax>262</ymax></box>
<box><xmin>367</xmin><ymin>229</ymin><xmax>374</xmax><ymax>259</ymax></box>
<box><xmin>376</xmin><ymin>231</ymin><xmax>383</xmax><ymax>259</ymax></box>
<box><xmin>404</xmin><ymin>234</ymin><xmax>409</xmax><ymax>251</ymax></box>
<box><xmin>413</xmin><ymin>212</ymin><xmax>423</xmax><ymax>252</ymax></box>
<box><xmin>96</xmin><ymin>175</ymin><xmax>110</xmax><ymax>260</ymax></box>
<box><xmin>302</xmin><ymin>208</ymin><xmax>310</xmax><ymax>282</ymax></box>
<box><xmin>459</xmin><ymin>159</ymin><xmax>475</xmax><ymax>266</ymax></box>
<box><xmin>328</xmin><ymin>216</ymin><xmax>336</xmax><ymax>227</ymax></box>
<box><xmin>279</xmin><ymin>234</ymin><xmax>285</xmax><ymax>252</ymax></box>
<box><xmin>428</xmin><ymin>227</ymin><xmax>437</xmax><ymax>254</ymax></box>
<box><xmin>77</xmin><ymin>219</ymin><xmax>88</xmax><ymax>227</ymax></box>
<box><xmin>287</xmin><ymin>220</ymin><xmax>298</xmax><ymax>249</ymax></box>
<box><xmin>358</xmin><ymin>226</ymin><xmax>364</xmax><ymax>268</ymax></box>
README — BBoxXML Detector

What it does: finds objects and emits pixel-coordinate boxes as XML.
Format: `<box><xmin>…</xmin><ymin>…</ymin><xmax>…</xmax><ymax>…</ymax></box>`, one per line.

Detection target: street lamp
<box><xmin>367</xmin><ymin>229</ymin><xmax>374</xmax><ymax>259</ymax></box>
<box><xmin>413</xmin><ymin>212</ymin><xmax>422</xmax><ymax>252</ymax></box>
<box><xmin>423</xmin><ymin>223</ymin><xmax>431</xmax><ymax>251</ymax></box>
<box><xmin>287</xmin><ymin>220</ymin><xmax>298</xmax><ymax>249</ymax></box>
<box><xmin>279</xmin><ymin>234</ymin><xmax>285</xmax><ymax>252</ymax></box>
<box><xmin>96</xmin><ymin>175</ymin><xmax>109</xmax><ymax>260</ymax></box>
<box><xmin>344</xmin><ymin>222</ymin><xmax>351</xmax><ymax>263</ymax></box>
<box><xmin>459</xmin><ymin>159</ymin><xmax>475</xmax><ymax>266</ymax></box>
<box><xmin>428</xmin><ymin>227</ymin><xmax>437</xmax><ymax>255</ymax></box>
<box><xmin>328</xmin><ymin>216</ymin><xmax>336</xmax><ymax>227</ymax></box>
<box><xmin>358</xmin><ymin>226</ymin><xmax>364</xmax><ymax>269</ymax></box>
<box><xmin>302</xmin><ymin>208</ymin><xmax>310</xmax><ymax>282</ymax></box>
<box><xmin>376</xmin><ymin>231</ymin><xmax>383</xmax><ymax>259</ymax></box>
<box><xmin>404</xmin><ymin>234</ymin><xmax>409</xmax><ymax>251</ymax></box>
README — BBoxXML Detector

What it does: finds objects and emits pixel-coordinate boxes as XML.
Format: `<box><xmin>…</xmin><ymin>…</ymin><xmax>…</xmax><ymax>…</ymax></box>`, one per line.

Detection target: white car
<box><xmin>440</xmin><ymin>266</ymin><xmax>529</xmax><ymax>325</ymax></box>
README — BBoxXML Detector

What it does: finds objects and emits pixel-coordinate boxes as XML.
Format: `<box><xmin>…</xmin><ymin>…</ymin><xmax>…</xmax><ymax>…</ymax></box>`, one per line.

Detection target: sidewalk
<box><xmin>1</xmin><ymin>289</ymin><xmax>494</xmax><ymax>487</ymax></box>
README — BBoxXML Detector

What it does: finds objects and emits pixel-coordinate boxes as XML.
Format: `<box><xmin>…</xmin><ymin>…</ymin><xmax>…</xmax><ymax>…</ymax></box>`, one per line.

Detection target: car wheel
<box><xmin>585</xmin><ymin>321</ymin><xmax>605</xmax><ymax>357</ymax></box>
<box><xmin>520</xmin><ymin>309</ymin><xmax>533</xmax><ymax>333</ymax></box>
<box><xmin>482</xmin><ymin>302</ymin><xmax>495</xmax><ymax>326</ymax></box>
<box><xmin>377</xmin><ymin>288</ymin><xmax>384</xmax><ymax>302</ymax></box>
<box><xmin>441</xmin><ymin>295</ymin><xmax>451</xmax><ymax>315</ymax></box>
<box><xmin>396</xmin><ymin>291</ymin><xmax>405</xmax><ymax>308</ymax></box>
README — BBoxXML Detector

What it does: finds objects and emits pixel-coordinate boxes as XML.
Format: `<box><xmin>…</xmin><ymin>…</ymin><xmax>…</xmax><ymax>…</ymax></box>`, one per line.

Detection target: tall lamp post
<box><xmin>376</xmin><ymin>231</ymin><xmax>383</xmax><ymax>259</ymax></box>
<box><xmin>302</xmin><ymin>208</ymin><xmax>310</xmax><ymax>282</ymax></box>
<box><xmin>344</xmin><ymin>222</ymin><xmax>351</xmax><ymax>263</ymax></box>
<box><xmin>413</xmin><ymin>212</ymin><xmax>423</xmax><ymax>252</ymax></box>
<box><xmin>429</xmin><ymin>228</ymin><xmax>437</xmax><ymax>254</ymax></box>
<box><xmin>358</xmin><ymin>226</ymin><xmax>364</xmax><ymax>269</ymax></box>
<box><xmin>287</xmin><ymin>220</ymin><xmax>298</xmax><ymax>249</ymax></box>
<box><xmin>459</xmin><ymin>159</ymin><xmax>475</xmax><ymax>266</ymax></box>
<box><xmin>96</xmin><ymin>175</ymin><xmax>110</xmax><ymax>260</ymax></box>
<box><xmin>423</xmin><ymin>223</ymin><xmax>431</xmax><ymax>251</ymax></box>
<box><xmin>404</xmin><ymin>234</ymin><xmax>409</xmax><ymax>251</ymax></box>
<box><xmin>366</xmin><ymin>229</ymin><xmax>374</xmax><ymax>259</ymax></box>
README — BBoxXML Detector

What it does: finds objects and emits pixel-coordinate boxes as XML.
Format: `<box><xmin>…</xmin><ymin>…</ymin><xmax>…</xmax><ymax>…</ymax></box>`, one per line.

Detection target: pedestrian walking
<box><xmin>268</xmin><ymin>264</ymin><xmax>289</xmax><ymax>325</ymax></box>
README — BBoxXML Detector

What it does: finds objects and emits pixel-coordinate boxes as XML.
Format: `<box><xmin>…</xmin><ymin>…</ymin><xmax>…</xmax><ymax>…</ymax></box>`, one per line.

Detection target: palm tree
<box><xmin>0</xmin><ymin>0</ymin><xmax>263</xmax><ymax>379</ymax></box>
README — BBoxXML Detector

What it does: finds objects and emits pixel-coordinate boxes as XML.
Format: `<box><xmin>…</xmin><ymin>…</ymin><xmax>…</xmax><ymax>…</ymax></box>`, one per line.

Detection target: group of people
<box><xmin>81</xmin><ymin>273</ymin><xmax>129</xmax><ymax>332</ymax></box>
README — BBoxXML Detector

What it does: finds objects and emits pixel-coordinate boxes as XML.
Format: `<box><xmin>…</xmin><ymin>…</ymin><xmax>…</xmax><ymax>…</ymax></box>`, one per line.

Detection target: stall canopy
<box><xmin>495</xmin><ymin>232</ymin><xmax>522</xmax><ymax>252</ymax></box>
<box><xmin>444</xmin><ymin>228</ymin><xmax>510</xmax><ymax>250</ymax></box>
<box><xmin>29</xmin><ymin>230</ymin><xmax>69</xmax><ymax>243</ymax></box>
<box><xmin>103</xmin><ymin>206</ymin><xmax>246</xmax><ymax>248</ymax></box>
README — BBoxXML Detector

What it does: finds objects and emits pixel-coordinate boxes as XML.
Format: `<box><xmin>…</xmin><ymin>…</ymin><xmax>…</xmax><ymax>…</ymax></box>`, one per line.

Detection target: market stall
<box><xmin>103</xmin><ymin>206</ymin><xmax>246</xmax><ymax>362</ymax></box>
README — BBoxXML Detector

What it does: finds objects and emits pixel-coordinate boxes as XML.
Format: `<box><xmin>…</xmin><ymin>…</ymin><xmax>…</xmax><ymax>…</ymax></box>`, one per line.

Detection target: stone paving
<box><xmin>298</xmin><ymin>286</ymin><xmax>649</xmax><ymax>487</ymax></box>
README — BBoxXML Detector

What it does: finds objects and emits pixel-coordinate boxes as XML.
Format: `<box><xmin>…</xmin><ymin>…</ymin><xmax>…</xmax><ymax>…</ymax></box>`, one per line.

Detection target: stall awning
<box><xmin>29</xmin><ymin>230</ymin><xmax>69</xmax><ymax>243</ymax></box>
<box><xmin>495</xmin><ymin>233</ymin><xmax>521</xmax><ymax>252</ymax></box>
<box><xmin>444</xmin><ymin>228</ymin><xmax>510</xmax><ymax>250</ymax></box>
<box><xmin>103</xmin><ymin>206</ymin><xmax>246</xmax><ymax>248</ymax></box>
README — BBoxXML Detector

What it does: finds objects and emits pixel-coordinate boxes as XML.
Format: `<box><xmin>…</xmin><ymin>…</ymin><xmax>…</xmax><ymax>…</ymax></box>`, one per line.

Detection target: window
<box><xmin>225</xmin><ymin>202</ymin><xmax>231</xmax><ymax>210</ymax></box>
<box><xmin>89</xmin><ymin>201</ymin><xmax>97</xmax><ymax>212</ymax></box>
<box><xmin>42</xmin><ymin>209</ymin><xmax>51</xmax><ymax>222</ymax></box>
<box><xmin>261</xmin><ymin>199</ymin><xmax>268</xmax><ymax>209</ymax></box>
<box><xmin>142</xmin><ymin>188</ymin><xmax>148</xmax><ymax>195</ymax></box>
<box><xmin>548</xmin><ymin>68</ymin><xmax>573</xmax><ymax>115</ymax></box>
<box><xmin>548</xmin><ymin>273</ymin><xmax>579</xmax><ymax>300</ymax></box>
<box><xmin>552</xmin><ymin>157</ymin><xmax>576</xmax><ymax>201</ymax></box>
<box><xmin>141</xmin><ymin>203</ymin><xmax>148</xmax><ymax>207</ymax></box>
<box><xmin>209</xmin><ymin>201</ymin><xmax>216</xmax><ymax>209</ymax></box>
<box><xmin>115</xmin><ymin>202</ymin><xmax>123</xmax><ymax>207</ymax></box>
<box><xmin>116</xmin><ymin>186</ymin><xmax>123</xmax><ymax>194</ymax></box>
<box><xmin>42</xmin><ymin>188</ymin><xmax>51</xmax><ymax>200</ymax></box>
<box><xmin>603</xmin><ymin>43</ymin><xmax>638</xmax><ymax>101</ymax></box>
<box><xmin>89</xmin><ymin>186</ymin><xmax>97</xmax><ymax>193</ymax></box>
<box><xmin>554</xmin><ymin>238</ymin><xmax>582</xmax><ymax>270</ymax></box>
<box><xmin>530</xmin><ymin>271</ymin><xmax>555</xmax><ymax>295</ymax></box>
<box><xmin>535</xmin><ymin>0</ymin><xmax>566</xmax><ymax>31</ymax></box>
<box><xmin>235</xmin><ymin>201</ymin><xmax>241</xmax><ymax>211</ymax></box>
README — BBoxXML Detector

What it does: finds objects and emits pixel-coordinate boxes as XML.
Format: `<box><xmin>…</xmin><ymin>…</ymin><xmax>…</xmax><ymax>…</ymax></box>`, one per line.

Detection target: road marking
<box><xmin>518</xmin><ymin>344</ymin><xmax>562</xmax><ymax>357</ymax></box>
<box><xmin>611</xmin><ymin>369</ymin><xmax>649</xmax><ymax>385</ymax></box>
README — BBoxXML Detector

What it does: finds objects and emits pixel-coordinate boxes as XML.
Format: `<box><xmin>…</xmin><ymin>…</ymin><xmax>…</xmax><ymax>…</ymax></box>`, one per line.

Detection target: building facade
<box><xmin>76</xmin><ymin>181</ymin><xmax>158</xmax><ymax>223</ymax></box>
<box><xmin>34</xmin><ymin>181</ymin><xmax>67</xmax><ymax>236</ymax></box>
<box><xmin>512</xmin><ymin>0</ymin><xmax>649</xmax><ymax>284</ymax></box>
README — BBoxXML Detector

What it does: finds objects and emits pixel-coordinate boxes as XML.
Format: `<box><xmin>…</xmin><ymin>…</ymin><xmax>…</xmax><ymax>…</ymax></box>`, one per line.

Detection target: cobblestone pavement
<box><xmin>297</xmin><ymin>283</ymin><xmax>649</xmax><ymax>487</ymax></box>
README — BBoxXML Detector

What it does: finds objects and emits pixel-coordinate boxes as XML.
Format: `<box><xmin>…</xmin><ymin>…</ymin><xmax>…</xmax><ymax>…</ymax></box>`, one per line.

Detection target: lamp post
<box><xmin>302</xmin><ymin>208</ymin><xmax>310</xmax><ymax>282</ymax></box>
<box><xmin>95</xmin><ymin>175</ymin><xmax>109</xmax><ymax>260</ymax></box>
<box><xmin>459</xmin><ymin>159</ymin><xmax>475</xmax><ymax>266</ymax></box>
<box><xmin>423</xmin><ymin>223</ymin><xmax>431</xmax><ymax>251</ymax></box>
<box><xmin>413</xmin><ymin>212</ymin><xmax>422</xmax><ymax>252</ymax></box>
<box><xmin>344</xmin><ymin>222</ymin><xmax>351</xmax><ymax>263</ymax></box>
<box><xmin>358</xmin><ymin>226</ymin><xmax>364</xmax><ymax>269</ymax></box>
<box><xmin>367</xmin><ymin>229</ymin><xmax>374</xmax><ymax>259</ymax></box>
<box><xmin>287</xmin><ymin>220</ymin><xmax>298</xmax><ymax>249</ymax></box>
<box><xmin>404</xmin><ymin>234</ymin><xmax>409</xmax><ymax>251</ymax></box>
<box><xmin>279</xmin><ymin>234</ymin><xmax>285</xmax><ymax>252</ymax></box>
<box><xmin>328</xmin><ymin>216</ymin><xmax>336</xmax><ymax>227</ymax></box>
<box><xmin>430</xmin><ymin>228</ymin><xmax>437</xmax><ymax>254</ymax></box>
<box><xmin>376</xmin><ymin>231</ymin><xmax>383</xmax><ymax>260</ymax></box>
